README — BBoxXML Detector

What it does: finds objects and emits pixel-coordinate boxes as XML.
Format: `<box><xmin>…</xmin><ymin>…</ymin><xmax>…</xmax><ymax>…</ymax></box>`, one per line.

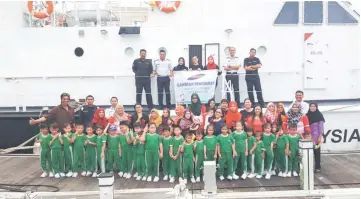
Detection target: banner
<box><xmin>173</xmin><ymin>70</ymin><xmax>218</xmax><ymax>104</ymax></box>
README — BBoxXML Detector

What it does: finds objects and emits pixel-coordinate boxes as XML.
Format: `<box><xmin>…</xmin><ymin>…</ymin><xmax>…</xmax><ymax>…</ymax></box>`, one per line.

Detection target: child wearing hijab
<box><xmin>224</xmin><ymin>101</ymin><xmax>242</xmax><ymax>131</ymax></box>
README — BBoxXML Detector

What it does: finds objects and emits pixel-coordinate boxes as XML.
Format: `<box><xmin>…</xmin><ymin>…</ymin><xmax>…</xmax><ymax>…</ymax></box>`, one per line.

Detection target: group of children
<box><xmin>36</xmin><ymin>119</ymin><xmax>319</xmax><ymax>183</ymax></box>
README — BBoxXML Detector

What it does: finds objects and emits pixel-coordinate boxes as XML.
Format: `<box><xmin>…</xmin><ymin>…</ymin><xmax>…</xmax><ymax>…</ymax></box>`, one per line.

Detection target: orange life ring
<box><xmin>155</xmin><ymin>1</ymin><xmax>181</xmax><ymax>13</ymax></box>
<box><xmin>27</xmin><ymin>1</ymin><xmax>54</xmax><ymax>19</ymax></box>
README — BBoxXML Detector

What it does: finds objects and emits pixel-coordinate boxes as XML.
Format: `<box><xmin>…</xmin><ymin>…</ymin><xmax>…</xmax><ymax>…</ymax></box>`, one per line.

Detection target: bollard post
<box><xmin>299</xmin><ymin>139</ymin><xmax>314</xmax><ymax>191</ymax></box>
<box><xmin>201</xmin><ymin>161</ymin><xmax>217</xmax><ymax>199</ymax></box>
<box><xmin>98</xmin><ymin>172</ymin><xmax>114</xmax><ymax>199</ymax></box>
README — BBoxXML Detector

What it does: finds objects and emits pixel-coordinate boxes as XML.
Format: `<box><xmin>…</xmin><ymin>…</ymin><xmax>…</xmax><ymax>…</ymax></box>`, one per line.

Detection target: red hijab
<box><xmin>224</xmin><ymin>101</ymin><xmax>242</xmax><ymax>129</ymax></box>
<box><xmin>206</xmin><ymin>56</ymin><xmax>217</xmax><ymax>70</ymax></box>
<box><xmin>92</xmin><ymin>108</ymin><xmax>108</xmax><ymax>127</ymax></box>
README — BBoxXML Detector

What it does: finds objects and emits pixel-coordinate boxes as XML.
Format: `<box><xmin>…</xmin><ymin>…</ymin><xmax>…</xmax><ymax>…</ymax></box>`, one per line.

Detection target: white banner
<box><xmin>173</xmin><ymin>70</ymin><xmax>218</xmax><ymax>104</ymax></box>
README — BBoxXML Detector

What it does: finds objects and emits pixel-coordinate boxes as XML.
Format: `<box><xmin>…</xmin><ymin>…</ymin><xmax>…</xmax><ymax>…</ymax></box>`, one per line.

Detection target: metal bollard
<box><xmin>299</xmin><ymin>139</ymin><xmax>314</xmax><ymax>191</ymax></box>
<box><xmin>98</xmin><ymin>173</ymin><xmax>114</xmax><ymax>199</ymax></box>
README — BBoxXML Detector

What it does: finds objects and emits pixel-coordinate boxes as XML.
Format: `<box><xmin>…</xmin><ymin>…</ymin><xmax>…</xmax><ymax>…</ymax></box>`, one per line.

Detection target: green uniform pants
<box><xmin>275</xmin><ymin>148</ymin><xmax>288</xmax><ymax>172</ymax></box>
<box><xmin>205</xmin><ymin>150</ymin><xmax>216</xmax><ymax>161</ymax></box>
<box><xmin>195</xmin><ymin>154</ymin><xmax>204</xmax><ymax>177</ymax></box>
<box><xmin>145</xmin><ymin>150</ymin><xmax>159</xmax><ymax>177</ymax></box>
<box><xmin>40</xmin><ymin>148</ymin><xmax>51</xmax><ymax>172</ymax></box>
<box><xmin>51</xmin><ymin>148</ymin><xmax>64</xmax><ymax>174</ymax></box>
<box><xmin>63</xmin><ymin>146</ymin><xmax>73</xmax><ymax>173</ymax></box>
<box><xmin>97</xmin><ymin>148</ymin><xmax>106</xmax><ymax>173</ymax></box>
<box><xmin>264</xmin><ymin>149</ymin><xmax>274</xmax><ymax>173</ymax></box>
<box><xmin>107</xmin><ymin>149</ymin><xmax>121</xmax><ymax>172</ymax></box>
<box><xmin>162</xmin><ymin>150</ymin><xmax>170</xmax><ymax>176</ymax></box>
<box><xmin>183</xmin><ymin>157</ymin><xmax>194</xmax><ymax>179</ymax></box>
<box><xmin>254</xmin><ymin>152</ymin><xmax>264</xmax><ymax>175</ymax></box>
<box><xmin>247</xmin><ymin>153</ymin><xmax>255</xmax><ymax>174</ymax></box>
<box><xmin>233</xmin><ymin>151</ymin><xmax>247</xmax><ymax>174</ymax></box>
<box><xmin>86</xmin><ymin>148</ymin><xmax>97</xmax><ymax>172</ymax></box>
<box><xmin>121</xmin><ymin>148</ymin><xmax>133</xmax><ymax>173</ymax></box>
<box><xmin>170</xmin><ymin>155</ymin><xmax>182</xmax><ymax>178</ymax></box>
<box><xmin>218</xmin><ymin>152</ymin><xmax>233</xmax><ymax>177</ymax></box>
<box><xmin>73</xmin><ymin>147</ymin><xmax>86</xmax><ymax>172</ymax></box>
<box><xmin>135</xmin><ymin>154</ymin><xmax>146</xmax><ymax>176</ymax></box>
<box><xmin>288</xmin><ymin>152</ymin><xmax>298</xmax><ymax>172</ymax></box>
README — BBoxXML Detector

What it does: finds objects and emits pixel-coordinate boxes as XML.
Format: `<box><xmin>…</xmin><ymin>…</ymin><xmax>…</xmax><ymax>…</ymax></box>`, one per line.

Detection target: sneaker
<box><xmin>163</xmin><ymin>175</ymin><xmax>168</xmax><ymax>181</ymax></box>
<box><xmin>147</xmin><ymin>176</ymin><xmax>152</xmax><ymax>182</ymax></box>
<box><xmin>40</xmin><ymin>172</ymin><xmax>47</xmax><ymax>178</ymax></box>
<box><xmin>232</xmin><ymin>174</ymin><xmax>239</xmax><ymax>180</ymax></box>
<box><xmin>86</xmin><ymin>171</ymin><xmax>92</xmax><ymax>177</ymax></box>
<box><xmin>72</xmin><ymin>173</ymin><xmax>78</xmax><ymax>178</ymax></box>
<box><xmin>293</xmin><ymin>171</ymin><xmax>298</xmax><ymax>177</ymax></box>
<box><xmin>118</xmin><ymin>172</ymin><xmax>124</xmax><ymax>177</ymax></box>
<box><xmin>282</xmin><ymin>172</ymin><xmax>287</xmax><ymax>178</ymax></box>
<box><xmin>142</xmin><ymin>176</ymin><xmax>147</xmax><ymax>181</ymax></box>
<box><xmin>241</xmin><ymin>173</ymin><xmax>248</xmax><ymax>180</ymax></box>
<box><xmin>190</xmin><ymin>177</ymin><xmax>196</xmax><ymax>183</ymax></box>
<box><xmin>133</xmin><ymin>173</ymin><xmax>138</xmax><ymax>178</ymax></box>
<box><xmin>278</xmin><ymin>172</ymin><xmax>283</xmax><ymax>177</ymax></box>
<box><xmin>286</xmin><ymin>172</ymin><xmax>292</xmax><ymax>177</ymax></box>
<box><xmin>247</xmin><ymin>173</ymin><xmax>255</xmax><ymax>179</ymax></box>
<box><xmin>262</xmin><ymin>171</ymin><xmax>267</xmax><ymax>176</ymax></box>
<box><xmin>126</xmin><ymin>173</ymin><xmax>131</xmax><ymax>179</ymax></box>
<box><xmin>271</xmin><ymin>170</ymin><xmax>276</xmax><ymax>175</ymax></box>
<box><xmin>179</xmin><ymin>177</ymin><xmax>184</xmax><ymax>183</ymax></box>
<box><xmin>219</xmin><ymin>176</ymin><xmax>225</xmax><ymax>181</ymax></box>
<box><xmin>136</xmin><ymin>176</ymin><xmax>142</xmax><ymax>181</ymax></box>
<box><xmin>196</xmin><ymin>177</ymin><xmax>200</xmax><ymax>182</ymax></box>
<box><xmin>169</xmin><ymin>177</ymin><xmax>175</xmax><ymax>183</ymax></box>
<box><xmin>54</xmin><ymin>173</ymin><xmax>60</xmax><ymax>178</ymax></box>
<box><xmin>256</xmin><ymin>174</ymin><xmax>262</xmax><ymax>179</ymax></box>
<box><xmin>81</xmin><ymin>171</ymin><xmax>87</xmax><ymax>176</ymax></box>
<box><xmin>265</xmin><ymin>173</ymin><xmax>271</xmax><ymax>179</ymax></box>
<box><xmin>66</xmin><ymin>172</ymin><xmax>73</xmax><ymax>177</ymax></box>
<box><xmin>227</xmin><ymin>175</ymin><xmax>233</xmax><ymax>180</ymax></box>
<box><xmin>49</xmin><ymin>172</ymin><xmax>54</xmax><ymax>178</ymax></box>
<box><xmin>92</xmin><ymin>172</ymin><xmax>97</xmax><ymax>178</ymax></box>
<box><xmin>60</xmin><ymin>173</ymin><xmax>65</xmax><ymax>177</ymax></box>
<box><xmin>153</xmin><ymin>176</ymin><xmax>159</xmax><ymax>182</ymax></box>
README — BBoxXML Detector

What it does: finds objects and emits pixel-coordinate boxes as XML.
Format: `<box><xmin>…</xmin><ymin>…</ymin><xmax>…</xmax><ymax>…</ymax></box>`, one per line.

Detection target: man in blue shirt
<box><xmin>244</xmin><ymin>48</ymin><xmax>264</xmax><ymax>107</ymax></box>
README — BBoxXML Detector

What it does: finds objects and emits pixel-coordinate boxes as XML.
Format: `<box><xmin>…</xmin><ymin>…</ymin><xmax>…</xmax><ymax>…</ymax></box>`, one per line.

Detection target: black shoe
<box><xmin>315</xmin><ymin>169</ymin><xmax>321</xmax><ymax>173</ymax></box>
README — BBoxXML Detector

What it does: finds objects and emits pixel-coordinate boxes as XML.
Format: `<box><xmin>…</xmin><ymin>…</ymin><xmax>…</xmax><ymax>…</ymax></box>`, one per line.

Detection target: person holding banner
<box><xmin>205</xmin><ymin>56</ymin><xmax>222</xmax><ymax>86</ymax></box>
<box><xmin>189</xmin><ymin>56</ymin><xmax>203</xmax><ymax>71</ymax></box>
<box><xmin>173</xmin><ymin>57</ymin><xmax>188</xmax><ymax>71</ymax></box>
<box><xmin>224</xmin><ymin>47</ymin><xmax>241</xmax><ymax>107</ymax></box>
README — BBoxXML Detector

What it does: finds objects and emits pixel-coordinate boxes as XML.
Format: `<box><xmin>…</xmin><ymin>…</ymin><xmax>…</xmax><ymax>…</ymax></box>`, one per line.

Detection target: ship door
<box><xmin>303</xmin><ymin>33</ymin><xmax>328</xmax><ymax>89</ymax></box>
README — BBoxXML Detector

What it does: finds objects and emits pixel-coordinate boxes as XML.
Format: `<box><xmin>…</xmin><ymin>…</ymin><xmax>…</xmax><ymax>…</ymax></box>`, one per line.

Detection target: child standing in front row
<box><xmin>217</xmin><ymin>125</ymin><xmax>236</xmax><ymax>181</ymax></box>
<box><xmin>134</xmin><ymin>123</ymin><xmax>146</xmax><ymax>181</ymax></box>
<box><xmin>271</xmin><ymin>124</ymin><xmax>278</xmax><ymax>175</ymax></box>
<box><xmin>275</xmin><ymin>129</ymin><xmax>289</xmax><ymax>177</ymax></box>
<box><xmin>182</xmin><ymin>133</ymin><xmax>196</xmax><ymax>184</ymax></box>
<box><xmin>107</xmin><ymin>125</ymin><xmax>122</xmax><ymax>175</ymax></box>
<box><xmin>118</xmin><ymin>121</ymin><xmax>134</xmax><ymax>178</ymax></box>
<box><xmin>62</xmin><ymin>123</ymin><xmax>74</xmax><ymax>177</ymax></box>
<box><xmin>85</xmin><ymin>124</ymin><xmax>98</xmax><ymax>177</ymax></box>
<box><xmin>37</xmin><ymin>123</ymin><xmax>52</xmax><ymax>178</ymax></box>
<box><xmin>254</xmin><ymin>132</ymin><xmax>265</xmax><ymax>179</ymax></box>
<box><xmin>95</xmin><ymin>124</ymin><xmax>107</xmax><ymax>176</ymax></box>
<box><xmin>169</xmin><ymin>125</ymin><xmax>184</xmax><ymax>183</ymax></box>
<box><xmin>262</xmin><ymin>123</ymin><xmax>276</xmax><ymax>179</ymax></box>
<box><xmin>203</xmin><ymin>125</ymin><xmax>217</xmax><ymax>161</ymax></box>
<box><xmin>49</xmin><ymin>123</ymin><xmax>65</xmax><ymax>178</ymax></box>
<box><xmin>194</xmin><ymin>131</ymin><xmax>204</xmax><ymax>182</ymax></box>
<box><xmin>161</xmin><ymin>126</ymin><xmax>172</xmax><ymax>181</ymax></box>
<box><xmin>246</xmin><ymin>127</ymin><xmax>257</xmax><ymax>179</ymax></box>
<box><xmin>287</xmin><ymin>123</ymin><xmax>300</xmax><ymax>177</ymax></box>
<box><xmin>232</xmin><ymin>121</ymin><xmax>248</xmax><ymax>180</ymax></box>
<box><xmin>72</xmin><ymin>124</ymin><xmax>87</xmax><ymax>177</ymax></box>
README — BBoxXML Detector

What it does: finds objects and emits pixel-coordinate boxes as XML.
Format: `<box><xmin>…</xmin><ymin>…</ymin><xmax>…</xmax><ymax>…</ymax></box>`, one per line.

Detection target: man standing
<box><xmin>288</xmin><ymin>90</ymin><xmax>309</xmax><ymax>114</ymax></box>
<box><xmin>244</xmin><ymin>48</ymin><xmax>264</xmax><ymax>107</ymax></box>
<box><xmin>105</xmin><ymin>96</ymin><xmax>118</xmax><ymax>118</ymax></box>
<box><xmin>224</xmin><ymin>47</ymin><xmax>241</xmax><ymax>106</ymax></box>
<box><xmin>29</xmin><ymin>93</ymin><xmax>75</xmax><ymax>130</ymax></box>
<box><xmin>132</xmin><ymin>49</ymin><xmax>154</xmax><ymax>110</ymax></box>
<box><xmin>153</xmin><ymin>50</ymin><xmax>173</xmax><ymax>109</ymax></box>
<box><xmin>79</xmin><ymin>95</ymin><xmax>98</xmax><ymax>126</ymax></box>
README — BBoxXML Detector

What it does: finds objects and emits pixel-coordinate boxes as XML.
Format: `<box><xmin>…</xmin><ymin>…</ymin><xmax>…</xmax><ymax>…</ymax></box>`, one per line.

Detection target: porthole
<box><xmin>125</xmin><ymin>47</ymin><xmax>134</xmax><ymax>56</ymax></box>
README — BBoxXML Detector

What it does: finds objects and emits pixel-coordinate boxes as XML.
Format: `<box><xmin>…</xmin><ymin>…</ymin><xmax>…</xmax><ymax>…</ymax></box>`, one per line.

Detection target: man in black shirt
<box><xmin>79</xmin><ymin>95</ymin><xmax>98</xmax><ymax>126</ymax></box>
<box><xmin>243</xmin><ymin>48</ymin><xmax>264</xmax><ymax>107</ymax></box>
<box><xmin>132</xmin><ymin>49</ymin><xmax>154</xmax><ymax>110</ymax></box>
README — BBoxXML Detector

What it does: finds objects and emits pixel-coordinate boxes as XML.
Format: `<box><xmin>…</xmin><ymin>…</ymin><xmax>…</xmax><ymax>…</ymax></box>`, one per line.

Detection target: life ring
<box><xmin>27</xmin><ymin>1</ymin><xmax>54</xmax><ymax>19</ymax></box>
<box><xmin>155</xmin><ymin>1</ymin><xmax>181</xmax><ymax>13</ymax></box>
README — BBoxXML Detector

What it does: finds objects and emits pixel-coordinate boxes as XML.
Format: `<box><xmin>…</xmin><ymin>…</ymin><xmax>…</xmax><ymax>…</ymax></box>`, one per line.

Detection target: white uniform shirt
<box><xmin>154</xmin><ymin>58</ymin><xmax>172</xmax><ymax>76</ymax></box>
<box><xmin>105</xmin><ymin>106</ymin><xmax>116</xmax><ymax>118</ymax></box>
<box><xmin>224</xmin><ymin>56</ymin><xmax>242</xmax><ymax>73</ymax></box>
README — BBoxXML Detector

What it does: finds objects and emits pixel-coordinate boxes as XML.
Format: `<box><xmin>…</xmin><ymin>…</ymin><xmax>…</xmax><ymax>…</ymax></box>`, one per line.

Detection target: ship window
<box><xmin>274</xmin><ymin>2</ymin><xmax>299</xmax><ymax>25</ymax></box>
<box><xmin>328</xmin><ymin>1</ymin><xmax>358</xmax><ymax>24</ymax></box>
<box><xmin>303</xmin><ymin>1</ymin><xmax>323</xmax><ymax>24</ymax></box>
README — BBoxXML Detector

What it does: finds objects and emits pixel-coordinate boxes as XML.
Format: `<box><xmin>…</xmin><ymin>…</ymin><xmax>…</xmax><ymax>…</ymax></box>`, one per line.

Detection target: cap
<box><xmin>109</xmin><ymin>125</ymin><xmax>117</xmax><ymax>131</ymax></box>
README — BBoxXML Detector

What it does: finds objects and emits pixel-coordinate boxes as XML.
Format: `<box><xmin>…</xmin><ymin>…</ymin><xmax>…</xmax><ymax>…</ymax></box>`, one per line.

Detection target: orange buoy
<box><xmin>155</xmin><ymin>1</ymin><xmax>181</xmax><ymax>13</ymax></box>
<box><xmin>27</xmin><ymin>1</ymin><xmax>54</xmax><ymax>19</ymax></box>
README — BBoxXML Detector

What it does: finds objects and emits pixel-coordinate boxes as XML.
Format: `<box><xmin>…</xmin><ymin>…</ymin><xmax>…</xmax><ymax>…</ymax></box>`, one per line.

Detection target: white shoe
<box><xmin>293</xmin><ymin>171</ymin><xmax>298</xmax><ymax>177</ymax></box>
<box><xmin>142</xmin><ymin>176</ymin><xmax>147</xmax><ymax>181</ymax></box>
<box><xmin>147</xmin><ymin>176</ymin><xmax>152</xmax><ymax>182</ymax></box>
<box><xmin>271</xmin><ymin>170</ymin><xmax>276</xmax><ymax>175</ymax></box>
<box><xmin>282</xmin><ymin>172</ymin><xmax>287</xmax><ymax>178</ymax></box>
<box><xmin>287</xmin><ymin>172</ymin><xmax>292</xmax><ymax>177</ymax></box>
<box><xmin>247</xmin><ymin>173</ymin><xmax>255</xmax><ymax>179</ymax></box>
<box><xmin>133</xmin><ymin>173</ymin><xmax>138</xmax><ymax>178</ymax></box>
<box><xmin>118</xmin><ymin>172</ymin><xmax>123</xmax><ymax>177</ymax></box>
<box><xmin>219</xmin><ymin>176</ymin><xmax>225</xmax><ymax>181</ymax></box>
<box><xmin>190</xmin><ymin>177</ymin><xmax>196</xmax><ymax>183</ymax></box>
<box><xmin>256</xmin><ymin>174</ymin><xmax>262</xmax><ymax>179</ymax></box>
<box><xmin>126</xmin><ymin>173</ymin><xmax>131</xmax><ymax>179</ymax></box>
<box><xmin>81</xmin><ymin>171</ymin><xmax>87</xmax><ymax>176</ymax></box>
<box><xmin>184</xmin><ymin>179</ymin><xmax>187</xmax><ymax>184</ymax></box>
<box><xmin>169</xmin><ymin>177</ymin><xmax>175</xmax><ymax>183</ymax></box>
<box><xmin>163</xmin><ymin>175</ymin><xmax>168</xmax><ymax>181</ymax></box>
<box><xmin>136</xmin><ymin>176</ymin><xmax>142</xmax><ymax>181</ymax></box>
<box><xmin>92</xmin><ymin>172</ymin><xmax>97</xmax><ymax>178</ymax></box>
<box><xmin>262</xmin><ymin>171</ymin><xmax>267</xmax><ymax>176</ymax></box>
<box><xmin>265</xmin><ymin>173</ymin><xmax>271</xmax><ymax>179</ymax></box>
<box><xmin>278</xmin><ymin>172</ymin><xmax>283</xmax><ymax>177</ymax></box>
<box><xmin>232</xmin><ymin>174</ymin><xmax>239</xmax><ymax>180</ymax></box>
<box><xmin>196</xmin><ymin>177</ymin><xmax>200</xmax><ymax>182</ymax></box>
<box><xmin>66</xmin><ymin>172</ymin><xmax>73</xmax><ymax>177</ymax></box>
<box><xmin>153</xmin><ymin>176</ymin><xmax>159</xmax><ymax>182</ymax></box>
<box><xmin>40</xmin><ymin>172</ymin><xmax>47</xmax><ymax>178</ymax></box>
<box><xmin>54</xmin><ymin>173</ymin><xmax>60</xmax><ymax>178</ymax></box>
<box><xmin>227</xmin><ymin>175</ymin><xmax>233</xmax><ymax>180</ymax></box>
<box><xmin>72</xmin><ymin>173</ymin><xmax>78</xmax><ymax>178</ymax></box>
<box><xmin>49</xmin><ymin>172</ymin><xmax>54</xmax><ymax>178</ymax></box>
<box><xmin>179</xmin><ymin>177</ymin><xmax>183</xmax><ymax>183</ymax></box>
<box><xmin>60</xmin><ymin>173</ymin><xmax>65</xmax><ymax>177</ymax></box>
<box><xmin>241</xmin><ymin>173</ymin><xmax>248</xmax><ymax>180</ymax></box>
<box><xmin>86</xmin><ymin>171</ymin><xmax>92</xmax><ymax>176</ymax></box>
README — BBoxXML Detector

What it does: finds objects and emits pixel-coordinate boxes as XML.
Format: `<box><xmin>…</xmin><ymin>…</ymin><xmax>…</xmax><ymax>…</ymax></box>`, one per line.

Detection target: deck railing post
<box><xmin>299</xmin><ymin>139</ymin><xmax>314</xmax><ymax>191</ymax></box>
<box><xmin>98</xmin><ymin>173</ymin><xmax>114</xmax><ymax>199</ymax></box>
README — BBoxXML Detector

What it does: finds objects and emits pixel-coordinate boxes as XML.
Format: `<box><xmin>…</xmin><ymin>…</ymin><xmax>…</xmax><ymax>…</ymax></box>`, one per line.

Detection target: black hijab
<box><xmin>173</xmin><ymin>57</ymin><xmax>188</xmax><ymax>71</ymax></box>
<box><xmin>306</xmin><ymin>103</ymin><xmax>325</xmax><ymax>124</ymax></box>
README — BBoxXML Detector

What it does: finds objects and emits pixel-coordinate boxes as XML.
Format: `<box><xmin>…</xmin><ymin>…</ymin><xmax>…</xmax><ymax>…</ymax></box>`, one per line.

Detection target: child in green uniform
<box><xmin>63</xmin><ymin>123</ymin><xmax>74</xmax><ymax>177</ymax></box>
<box><xmin>169</xmin><ymin>125</ymin><xmax>184</xmax><ymax>183</ymax></box>
<box><xmin>71</xmin><ymin>124</ymin><xmax>87</xmax><ymax>177</ymax></box>
<box><xmin>203</xmin><ymin>125</ymin><xmax>217</xmax><ymax>161</ymax></box>
<box><xmin>85</xmin><ymin>124</ymin><xmax>98</xmax><ymax>177</ymax></box>
<box><xmin>262</xmin><ymin>123</ymin><xmax>276</xmax><ymax>179</ymax></box>
<box><xmin>49</xmin><ymin>123</ymin><xmax>65</xmax><ymax>178</ymax></box>
<box><xmin>271</xmin><ymin>124</ymin><xmax>278</xmax><ymax>175</ymax></box>
<box><xmin>246</xmin><ymin>127</ymin><xmax>257</xmax><ymax>179</ymax></box>
<box><xmin>141</xmin><ymin>122</ymin><xmax>163</xmax><ymax>182</ymax></box>
<box><xmin>287</xmin><ymin>124</ymin><xmax>300</xmax><ymax>177</ymax></box>
<box><xmin>107</xmin><ymin>125</ymin><xmax>122</xmax><ymax>176</ymax></box>
<box><xmin>275</xmin><ymin>128</ymin><xmax>289</xmax><ymax>177</ymax></box>
<box><xmin>36</xmin><ymin>123</ymin><xmax>52</xmax><ymax>178</ymax></box>
<box><xmin>182</xmin><ymin>133</ymin><xmax>196</xmax><ymax>184</ymax></box>
<box><xmin>232</xmin><ymin>121</ymin><xmax>248</xmax><ymax>180</ymax></box>
<box><xmin>217</xmin><ymin>125</ymin><xmax>237</xmax><ymax>181</ymax></box>
<box><xmin>161</xmin><ymin>126</ymin><xmax>172</xmax><ymax>181</ymax></box>
<box><xmin>118</xmin><ymin>121</ymin><xmax>134</xmax><ymax>179</ymax></box>
<box><xmin>95</xmin><ymin>124</ymin><xmax>107</xmax><ymax>176</ymax></box>
<box><xmin>194</xmin><ymin>131</ymin><xmax>204</xmax><ymax>182</ymax></box>
<box><xmin>254</xmin><ymin>132</ymin><xmax>265</xmax><ymax>179</ymax></box>
<box><xmin>133</xmin><ymin>122</ymin><xmax>146</xmax><ymax>181</ymax></box>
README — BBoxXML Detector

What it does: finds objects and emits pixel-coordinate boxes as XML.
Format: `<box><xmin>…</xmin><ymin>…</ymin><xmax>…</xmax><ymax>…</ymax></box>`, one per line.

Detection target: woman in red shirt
<box><xmin>224</xmin><ymin>101</ymin><xmax>242</xmax><ymax>131</ymax></box>
<box><xmin>91</xmin><ymin>108</ymin><xmax>108</xmax><ymax>127</ymax></box>
<box><xmin>246</xmin><ymin>104</ymin><xmax>265</xmax><ymax>133</ymax></box>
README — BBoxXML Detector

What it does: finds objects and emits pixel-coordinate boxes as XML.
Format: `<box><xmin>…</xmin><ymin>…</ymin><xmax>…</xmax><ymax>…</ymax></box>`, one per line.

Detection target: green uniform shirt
<box><xmin>73</xmin><ymin>134</ymin><xmax>86</xmax><ymax>150</ymax></box>
<box><xmin>50</xmin><ymin>134</ymin><xmax>62</xmax><ymax>149</ymax></box>
<box><xmin>119</xmin><ymin>133</ymin><xmax>129</xmax><ymax>149</ymax></box>
<box><xmin>262</xmin><ymin>133</ymin><xmax>276</xmax><ymax>151</ymax></box>
<box><xmin>194</xmin><ymin>140</ymin><xmax>204</xmax><ymax>156</ymax></box>
<box><xmin>145</xmin><ymin>133</ymin><xmax>161</xmax><ymax>151</ymax></box>
<box><xmin>96</xmin><ymin>134</ymin><xmax>107</xmax><ymax>149</ymax></box>
<box><xmin>170</xmin><ymin>136</ymin><xmax>184</xmax><ymax>155</ymax></box>
<box><xmin>217</xmin><ymin>134</ymin><xmax>234</xmax><ymax>153</ymax></box>
<box><xmin>232</xmin><ymin>131</ymin><xmax>247</xmax><ymax>152</ymax></box>
<box><xmin>255</xmin><ymin>140</ymin><xmax>265</xmax><ymax>153</ymax></box>
<box><xmin>288</xmin><ymin>134</ymin><xmax>300</xmax><ymax>153</ymax></box>
<box><xmin>183</xmin><ymin>143</ymin><xmax>194</xmax><ymax>158</ymax></box>
<box><xmin>62</xmin><ymin>133</ymin><xmax>74</xmax><ymax>148</ymax></box>
<box><xmin>203</xmin><ymin>135</ymin><xmax>217</xmax><ymax>152</ymax></box>
<box><xmin>85</xmin><ymin>135</ymin><xmax>97</xmax><ymax>149</ymax></box>
<box><xmin>276</xmin><ymin>135</ymin><xmax>289</xmax><ymax>150</ymax></box>
<box><xmin>107</xmin><ymin>135</ymin><xmax>120</xmax><ymax>150</ymax></box>
<box><xmin>135</xmin><ymin>140</ymin><xmax>145</xmax><ymax>155</ymax></box>
<box><xmin>128</xmin><ymin>132</ymin><xmax>136</xmax><ymax>148</ymax></box>
<box><xmin>247</xmin><ymin>136</ymin><xmax>256</xmax><ymax>151</ymax></box>
<box><xmin>36</xmin><ymin>133</ymin><xmax>52</xmax><ymax>150</ymax></box>
<box><xmin>161</xmin><ymin>136</ymin><xmax>172</xmax><ymax>154</ymax></box>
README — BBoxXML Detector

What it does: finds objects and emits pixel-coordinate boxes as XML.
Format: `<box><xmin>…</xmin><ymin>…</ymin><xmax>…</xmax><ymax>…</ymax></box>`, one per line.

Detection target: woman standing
<box><xmin>109</xmin><ymin>104</ymin><xmax>131</xmax><ymax>134</ymax></box>
<box><xmin>131</xmin><ymin>103</ymin><xmax>149</xmax><ymax>129</ymax></box>
<box><xmin>173</xmin><ymin>57</ymin><xmax>188</xmax><ymax>71</ymax></box>
<box><xmin>179</xmin><ymin>109</ymin><xmax>194</xmax><ymax>136</ymax></box>
<box><xmin>264</xmin><ymin>102</ymin><xmax>278</xmax><ymax>125</ymax></box>
<box><xmin>189</xmin><ymin>56</ymin><xmax>203</xmax><ymax>71</ymax></box>
<box><xmin>174</xmin><ymin>105</ymin><xmax>184</xmax><ymax>125</ymax></box>
<box><xmin>224</xmin><ymin>101</ymin><xmax>242</xmax><ymax>131</ymax></box>
<box><xmin>240</xmin><ymin>98</ymin><xmax>253</xmax><ymax>127</ymax></box>
<box><xmin>149</xmin><ymin>109</ymin><xmax>162</xmax><ymax>128</ymax></box>
<box><xmin>277</xmin><ymin>103</ymin><xmax>287</xmax><ymax>131</ymax></box>
<box><xmin>287</xmin><ymin>103</ymin><xmax>311</xmax><ymax>136</ymax></box>
<box><xmin>205</xmin><ymin>56</ymin><xmax>222</xmax><ymax>90</ymax></box>
<box><xmin>246</xmin><ymin>104</ymin><xmax>265</xmax><ymax>133</ymax></box>
<box><xmin>306</xmin><ymin>103</ymin><xmax>325</xmax><ymax>173</ymax></box>
<box><xmin>208</xmin><ymin>108</ymin><xmax>226</xmax><ymax>136</ymax></box>
<box><xmin>207</xmin><ymin>98</ymin><xmax>217</xmax><ymax>112</ymax></box>
<box><xmin>91</xmin><ymin>108</ymin><xmax>108</xmax><ymax>127</ymax></box>
<box><xmin>189</xmin><ymin>93</ymin><xmax>204</xmax><ymax>117</ymax></box>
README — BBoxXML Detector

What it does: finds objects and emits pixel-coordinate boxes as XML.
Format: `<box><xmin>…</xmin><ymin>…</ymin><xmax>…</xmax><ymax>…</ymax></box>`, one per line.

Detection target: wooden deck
<box><xmin>0</xmin><ymin>153</ymin><xmax>359</xmax><ymax>194</ymax></box>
